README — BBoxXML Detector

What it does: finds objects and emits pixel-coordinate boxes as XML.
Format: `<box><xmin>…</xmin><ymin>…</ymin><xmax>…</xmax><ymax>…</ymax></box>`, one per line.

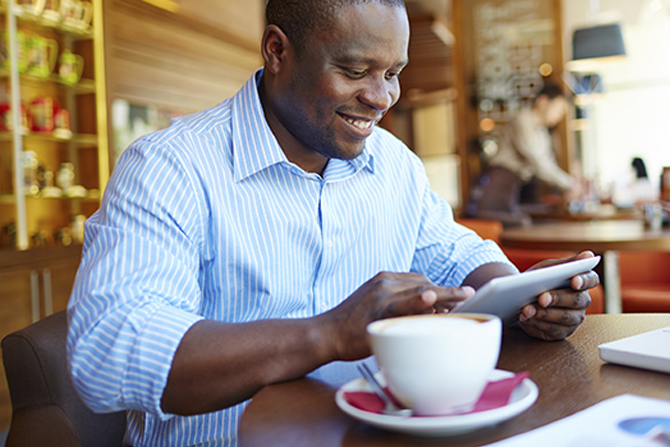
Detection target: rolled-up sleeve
<box><xmin>67</xmin><ymin>136</ymin><xmax>206</xmax><ymax>420</ymax></box>
<box><xmin>410</xmin><ymin>158</ymin><xmax>516</xmax><ymax>286</ymax></box>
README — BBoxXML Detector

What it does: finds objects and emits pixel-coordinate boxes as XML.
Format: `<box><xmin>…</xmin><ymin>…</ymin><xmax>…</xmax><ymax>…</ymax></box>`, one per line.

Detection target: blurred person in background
<box><xmin>467</xmin><ymin>84</ymin><xmax>581</xmax><ymax>227</ymax></box>
<box><xmin>611</xmin><ymin>157</ymin><xmax>658</xmax><ymax>208</ymax></box>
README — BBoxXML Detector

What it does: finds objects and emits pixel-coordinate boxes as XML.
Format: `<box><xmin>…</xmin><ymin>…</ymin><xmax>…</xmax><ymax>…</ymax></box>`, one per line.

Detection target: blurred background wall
<box><xmin>563</xmin><ymin>0</ymin><xmax>670</xmax><ymax>198</ymax></box>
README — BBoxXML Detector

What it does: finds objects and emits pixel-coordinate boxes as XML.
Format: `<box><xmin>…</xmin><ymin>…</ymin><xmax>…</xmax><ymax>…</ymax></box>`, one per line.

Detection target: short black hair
<box><xmin>632</xmin><ymin>157</ymin><xmax>648</xmax><ymax>179</ymax></box>
<box><xmin>266</xmin><ymin>0</ymin><xmax>406</xmax><ymax>52</ymax></box>
<box><xmin>537</xmin><ymin>82</ymin><xmax>566</xmax><ymax>100</ymax></box>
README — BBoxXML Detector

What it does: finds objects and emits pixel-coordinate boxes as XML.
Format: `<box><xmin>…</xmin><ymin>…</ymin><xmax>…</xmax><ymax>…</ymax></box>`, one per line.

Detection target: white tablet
<box><xmin>453</xmin><ymin>256</ymin><xmax>601</xmax><ymax>326</ymax></box>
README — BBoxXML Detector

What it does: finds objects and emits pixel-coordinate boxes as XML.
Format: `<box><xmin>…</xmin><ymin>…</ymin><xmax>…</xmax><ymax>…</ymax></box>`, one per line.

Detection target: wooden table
<box><xmin>239</xmin><ymin>314</ymin><xmax>670</xmax><ymax>447</ymax></box>
<box><xmin>523</xmin><ymin>204</ymin><xmax>641</xmax><ymax>222</ymax></box>
<box><xmin>500</xmin><ymin>220</ymin><xmax>670</xmax><ymax>313</ymax></box>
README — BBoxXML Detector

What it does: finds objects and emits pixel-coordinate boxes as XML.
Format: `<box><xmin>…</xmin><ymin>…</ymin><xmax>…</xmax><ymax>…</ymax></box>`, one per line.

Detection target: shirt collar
<box><xmin>231</xmin><ymin>68</ymin><xmax>375</xmax><ymax>183</ymax></box>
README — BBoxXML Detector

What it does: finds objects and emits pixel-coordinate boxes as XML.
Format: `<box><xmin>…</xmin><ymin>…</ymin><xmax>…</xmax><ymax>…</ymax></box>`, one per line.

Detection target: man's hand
<box><xmin>319</xmin><ymin>272</ymin><xmax>475</xmax><ymax>361</ymax></box>
<box><xmin>565</xmin><ymin>178</ymin><xmax>585</xmax><ymax>203</ymax></box>
<box><xmin>518</xmin><ymin>251</ymin><xmax>600</xmax><ymax>340</ymax></box>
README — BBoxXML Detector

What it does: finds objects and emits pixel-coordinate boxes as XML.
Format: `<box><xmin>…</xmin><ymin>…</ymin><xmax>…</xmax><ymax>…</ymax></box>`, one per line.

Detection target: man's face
<box><xmin>271</xmin><ymin>3</ymin><xmax>409</xmax><ymax>165</ymax></box>
<box><xmin>537</xmin><ymin>96</ymin><xmax>567</xmax><ymax>128</ymax></box>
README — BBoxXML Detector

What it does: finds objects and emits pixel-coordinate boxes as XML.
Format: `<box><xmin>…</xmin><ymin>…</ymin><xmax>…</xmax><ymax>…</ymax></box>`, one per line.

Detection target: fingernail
<box><xmin>540</xmin><ymin>292</ymin><xmax>551</xmax><ymax>307</ymax></box>
<box><xmin>574</xmin><ymin>276</ymin><xmax>584</xmax><ymax>289</ymax></box>
<box><xmin>422</xmin><ymin>290</ymin><xmax>438</xmax><ymax>303</ymax></box>
<box><xmin>462</xmin><ymin>286</ymin><xmax>475</xmax><ymax>297</ymax></box>
<box><xmin>524</xmin><ymin>305</ymin><xmax>536</xmax><ymax>317</ymax></box>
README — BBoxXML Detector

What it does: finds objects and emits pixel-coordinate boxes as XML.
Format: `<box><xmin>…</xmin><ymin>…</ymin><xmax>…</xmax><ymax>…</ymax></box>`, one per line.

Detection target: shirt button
<box><xmin>326</xmin><ymin>239</ymin><xmax>334</xmax><ymax>248</ymax></box>
<box><xmin>321</xmin><ymin>302</ymin><xmax>329</xmax><ymax>310</ymax></box>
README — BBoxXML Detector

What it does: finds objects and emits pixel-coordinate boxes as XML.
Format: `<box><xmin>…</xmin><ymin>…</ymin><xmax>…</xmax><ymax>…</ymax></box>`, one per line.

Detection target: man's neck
<box><xmin>258</xmin><ymin>74</ymin><xmax>330</xmax><ymax>175</ymax></box>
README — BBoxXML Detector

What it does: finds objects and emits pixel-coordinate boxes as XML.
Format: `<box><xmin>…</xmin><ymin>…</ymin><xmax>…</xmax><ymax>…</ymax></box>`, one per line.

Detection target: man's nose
<box><xmin>358</xmin><ymin>76</ymin><xmax>399</xmax><ymax>111</ymax></box>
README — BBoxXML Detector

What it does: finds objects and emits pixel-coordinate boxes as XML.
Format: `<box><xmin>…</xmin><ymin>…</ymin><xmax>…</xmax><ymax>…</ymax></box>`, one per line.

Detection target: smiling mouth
<box><xmin>339</xmin><ymin>113</ymin><xmax>375</xmax><ymax>130</ymax></box>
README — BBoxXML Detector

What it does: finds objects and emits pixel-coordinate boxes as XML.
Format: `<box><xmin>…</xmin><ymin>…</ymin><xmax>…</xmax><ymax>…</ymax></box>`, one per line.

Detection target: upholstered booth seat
<box><xmin>2</xmin><ymin>310</ymin><xmax>126</xmax><ymax>447</ymax></box>
<box><xmin>621</xmin><ymin>285</ymin><xmax>670</xmax><ymax>313</ymax></box>
<box><xmin>619</xmin><ymin>251</ymin><xmax>670</xmax><ymax>313</ymax></box>
<box><xmin>455</xmin><ymin>218</ymin><xmax>504</xmax><ymax>244</ymax></box>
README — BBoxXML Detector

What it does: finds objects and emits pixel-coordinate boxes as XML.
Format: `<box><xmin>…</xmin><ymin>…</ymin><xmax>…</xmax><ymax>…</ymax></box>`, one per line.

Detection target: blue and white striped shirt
<box><xmin>67</xmin><ymin>69</ymin><xmax>512</xmax><ymax>447</ymax></box>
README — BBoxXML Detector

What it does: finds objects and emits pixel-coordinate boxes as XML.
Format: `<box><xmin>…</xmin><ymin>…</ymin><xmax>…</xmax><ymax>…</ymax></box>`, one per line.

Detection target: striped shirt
<box><xmin>67</xmin><ymin>69</ymin><xmax>512</xmax><ymax>447</ymax></box>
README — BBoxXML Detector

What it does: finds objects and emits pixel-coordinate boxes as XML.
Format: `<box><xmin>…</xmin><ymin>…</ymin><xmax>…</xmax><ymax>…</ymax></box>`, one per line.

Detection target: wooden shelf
<box><xmin>1</xmin><ymin>4</ymin><xmax>94</xmax><ymax>40</ymax></box>
<box><xmin>0</xmin><ymin>191</ymin><xmax>100</xmax><ymax>204</ymax></box>
<box><xmin>0</xmin><ymin>1</ymin><xmax>107</xmax><ymax>432</ymax></box>
<box><xmin>0</xmin><ymin>69</ymin><xmax>97</xmax><ymax>94</ymax></box>
<box><xmin>0</xmin><ymin>132</ymin><xmax>98</xmax><ymax>146</ymax></box>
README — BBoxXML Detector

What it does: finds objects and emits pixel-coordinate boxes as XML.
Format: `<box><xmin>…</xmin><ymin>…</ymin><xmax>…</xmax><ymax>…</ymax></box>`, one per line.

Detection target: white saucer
<box><xmin>335</xmin><ymin>369</ymin><xmax>538</xmax><ymax>437</ymax></box>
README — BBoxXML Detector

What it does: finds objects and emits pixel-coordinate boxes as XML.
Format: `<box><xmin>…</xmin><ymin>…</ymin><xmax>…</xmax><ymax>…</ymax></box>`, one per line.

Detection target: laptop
<box><xmin>598</xmin><ymin>327</ymin><xmax>670</xmax><ymax>374</ymax></box>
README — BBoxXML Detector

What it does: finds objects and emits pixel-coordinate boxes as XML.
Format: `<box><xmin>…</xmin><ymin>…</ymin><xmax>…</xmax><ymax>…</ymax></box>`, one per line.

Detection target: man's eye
<box><xmin>386</xmin><ymin>71</ymin><xmax>402</xmax><ymax>80</ymax></box>
<box><xmin>347</xmin><ymin>69</ymin><xmax>366</xmax><ymax>78</ymax></box>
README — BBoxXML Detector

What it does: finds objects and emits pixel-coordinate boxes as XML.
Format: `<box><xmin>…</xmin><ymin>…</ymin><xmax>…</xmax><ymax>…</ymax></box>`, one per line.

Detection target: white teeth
<box><xmin>344</xmin><ymin>116</ymin><xmax>373</xmax><ymax>130</ymax></box>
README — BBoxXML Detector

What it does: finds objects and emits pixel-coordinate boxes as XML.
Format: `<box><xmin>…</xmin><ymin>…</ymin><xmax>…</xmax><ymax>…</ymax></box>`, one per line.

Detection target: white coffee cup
<box><xmin>367</xmin><ymin>313</ymin><xmax>502</xmax><ymax>416</ymax></box>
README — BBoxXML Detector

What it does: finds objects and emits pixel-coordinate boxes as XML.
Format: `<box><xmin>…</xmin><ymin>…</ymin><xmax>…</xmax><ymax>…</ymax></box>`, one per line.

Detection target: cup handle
<box><xmin>75</xmin><ymin>54</ymin><xmax>84</xmax><ymax>80</ymax></box>
<box><xmin>48</xmin><ymin>39</ymin><xmax>59</xmax><ymax>73</ymax></box>
<box><xmin>32</xmin><ymin>0</ymin><xmax>47</xmax><ymax>15</ymax></box>
<box><xmin>81</xmin><ymin>2</ymin><xmax>93</xmax><ymax>25</ymax></box>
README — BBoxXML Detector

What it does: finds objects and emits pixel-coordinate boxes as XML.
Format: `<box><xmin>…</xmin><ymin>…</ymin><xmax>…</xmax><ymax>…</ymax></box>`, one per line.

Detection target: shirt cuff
<box><xmin>123</xmin><ymin>305</ymin><xmax>204</xmax><ymax>421</ymax></box>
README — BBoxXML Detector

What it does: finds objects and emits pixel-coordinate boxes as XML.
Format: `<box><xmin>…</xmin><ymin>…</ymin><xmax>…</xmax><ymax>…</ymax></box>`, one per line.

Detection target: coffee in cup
<box><xmin>367</xmin><ymin>313</ymin><xmax>502</xmax><ymax>416</ymax></box>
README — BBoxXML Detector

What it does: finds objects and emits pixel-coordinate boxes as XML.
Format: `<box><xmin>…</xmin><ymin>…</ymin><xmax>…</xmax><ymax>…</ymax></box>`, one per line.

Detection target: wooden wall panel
<box><xmin>402</xmin><ymin>15</ymin><xmax>454</xmax><ymax>94</ymax></box>
<box><xmin>176</xmin><ymin>0</ymin><xmax>265</xmax><ymax>45</ymax></box>
<box><xmin>105</xmin><ymin>0</ymin><xmax>264</xmax><ymax>113</ymax></box>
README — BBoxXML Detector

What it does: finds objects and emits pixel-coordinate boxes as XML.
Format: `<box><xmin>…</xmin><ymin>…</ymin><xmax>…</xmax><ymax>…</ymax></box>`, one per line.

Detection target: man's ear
<box><xmin>262</xmin><ymin>24</ymin><xmax>291</xmax><ymax>75</ymax></box>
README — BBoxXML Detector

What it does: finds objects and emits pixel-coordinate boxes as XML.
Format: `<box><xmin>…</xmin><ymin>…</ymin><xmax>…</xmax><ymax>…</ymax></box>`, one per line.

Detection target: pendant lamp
<box><xmin>566</xmin><ymin>23</ymin><xmax>626</xmax><ymax>72</ymax></box>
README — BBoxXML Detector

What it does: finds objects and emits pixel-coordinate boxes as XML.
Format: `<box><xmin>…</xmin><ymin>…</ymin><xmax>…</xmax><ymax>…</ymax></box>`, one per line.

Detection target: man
<box><xmin>67</xmin><ymin>1</ymin><xmax>598</xmax><ymax>446</ymax></box>
<box><xmin>469</xmin><ymin>84</ymin><xmax>581</xmax><ymax>227</ymax></box>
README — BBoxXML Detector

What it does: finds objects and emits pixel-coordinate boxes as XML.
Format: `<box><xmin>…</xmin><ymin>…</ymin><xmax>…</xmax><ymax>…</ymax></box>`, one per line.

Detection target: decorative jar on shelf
<box><xmin>56</xmin><ymin>161</ymin><xmax>75</xmax><ymax>191</ymax></box>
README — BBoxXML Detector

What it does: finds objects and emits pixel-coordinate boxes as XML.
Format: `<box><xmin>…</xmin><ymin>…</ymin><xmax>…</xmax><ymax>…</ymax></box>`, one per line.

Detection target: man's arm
<box><xmin>161</xmin><ymin>316</ymin><xmax>332</xmax><ymax>415</ymax></box>
<box><xmin>161</xmin><ymin>272</ymin><xmax>473</xmax><ymax>415</ymax></box>
<box><xmin>461</xmin><ymin>262</ymin><xmax>517</xmax><ymax>289</ymax></box>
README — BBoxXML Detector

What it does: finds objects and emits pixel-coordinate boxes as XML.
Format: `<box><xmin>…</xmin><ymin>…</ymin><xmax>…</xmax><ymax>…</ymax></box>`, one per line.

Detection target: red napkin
<box><xmin>344</xmin><ymin>371</ymin><xmax>530</xmax><ymax>416</ymax></box>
